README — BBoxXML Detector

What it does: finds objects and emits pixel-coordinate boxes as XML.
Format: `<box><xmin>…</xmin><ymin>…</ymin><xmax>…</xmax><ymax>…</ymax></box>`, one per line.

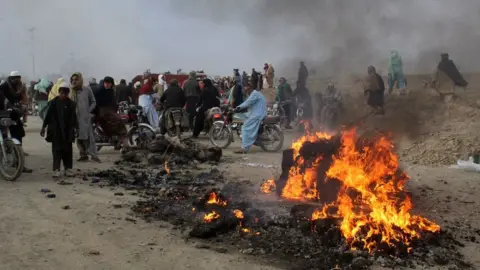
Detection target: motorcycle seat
<box><xmin>263</xmin><ymin>115</ymin><xmax>280</xmax><ymax>124</ymax></box>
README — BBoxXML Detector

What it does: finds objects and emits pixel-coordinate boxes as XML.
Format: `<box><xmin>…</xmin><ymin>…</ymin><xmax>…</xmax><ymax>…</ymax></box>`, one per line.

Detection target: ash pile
<box><xmin>84</xmin><ymin>136</ymin><xmax>224</xmax><ymax>193</ymax></box>
<box><xmin>132</xmin><ymin>130</ymin><xmax>473</xmax><ymax>270</ymax></box>
<box><xmin>121</xmin><ymin>136</ymin><xmax>222</xmax><ymax>165</ymax></box>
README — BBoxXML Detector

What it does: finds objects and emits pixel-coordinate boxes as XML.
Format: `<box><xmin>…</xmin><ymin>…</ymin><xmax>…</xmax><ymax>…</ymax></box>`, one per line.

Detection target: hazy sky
<box><xmin>1</xmin><ymin>0</ymin><xmax>480</xmax><ymax>81</ymax></box>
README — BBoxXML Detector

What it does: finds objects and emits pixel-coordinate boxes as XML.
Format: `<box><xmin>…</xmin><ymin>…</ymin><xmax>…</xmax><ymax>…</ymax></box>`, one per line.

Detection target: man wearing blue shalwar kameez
<box><xmin>233</xmin><ymin>83</ymin><xmax>267</xmax><ymax>154</ymax></box>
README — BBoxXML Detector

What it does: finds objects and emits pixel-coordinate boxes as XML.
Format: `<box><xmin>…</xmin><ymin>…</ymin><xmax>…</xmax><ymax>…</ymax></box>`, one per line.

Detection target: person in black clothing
<box><xmin>40</xmin><ymin>83</ymin><xmax>77</xmax><ymax>178</ymax></box>
<box><xmin>251</xmin><ymin>68</ymin><xmax>259</xmax><ymax>90</ymax></box>
<box><xmin>183</xmin><ymin>72</ymin><xmax>200</xmax><ymax>130</ymax></box>
<box><xmin>159</xmin><ymin>79</ymin><xmax>186</xmax><ymax>135</ymax></box>
<box><xmin>293</xmin><ymin>81</ymin><xmax>314</xmax><ymax>132</ymax></box>
<box><xmin>115</xmin><ymin>79</ymin><xmax>131</xmax><ymax>103</ymax></box>
<box><xmin>89</xmin><ymin>78</ymin><xmax>99</xmax><ymax>92</ymax></box>
<box><xmin>94</xmin><ymin>76</ymin><xmax>128</xmax><ymax>149</ymax></box>
<box><xmin>364</xmin><ymin>65</ymin><xmax>385</xmax><ymax>115</ymax></box>
<box><xmin>232</xmin><ymin>69</ymin><xmax>243</xmax><ymax>107</ymax></box>
<box><xmin>160</xmin><ymin>79</ymin><xmax>187</xmax><ymax>109</ymax></box>
<box><xmin>297</xmin><ymin>61</ymin><xmax>309</xmax><ymax>89</ymax></box>
<box><xmin>193</xmin><ymin>78</ymin><xmax>220</xmax><ymax>138</ymax></box>
<box><xmin>0</xmin><ymin>71</ymin><xmax>33</xmax><ymax>173</ymax></box>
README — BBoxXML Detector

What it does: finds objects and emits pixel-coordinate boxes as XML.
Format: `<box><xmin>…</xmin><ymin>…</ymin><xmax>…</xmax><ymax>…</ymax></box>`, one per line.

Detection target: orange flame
<box><xmin>262</xmin><ymin>129</ymin><xmax>440</xmax><ymax>252</ymax></box>
<box><xmin>203</xmin><ymin>211</ymin><xmax>220</xmax><ymax>223</ymax></box>
<box><xmin>323</xmin><ymin>129</ymin><xmax>440</xmax><ymax>252</ymax></box>
<box><xmin>260</xmin><ymin>179</ymin><xmax>276</xmax><ymax>194</ymax></box>
<box><xmin>206</xmin><ymin>192</ymin><xmax>228</xmax><ymax>207</ymax></box>
<box><xmin>281</xmin><ymin>132</ymin><xmax>333</xmax><ymax>201</ymax></box>
<box><xmin>164</xmin><ymin>161</ymin><xmax>170</xmax><ymax>175</ymax></box>
<box><xmin>233</xmin><ymin>209</ymin><xmax>244</xmax><ymax>219</ymax></box>
<box><xmin>241</xmin><ymin>228</ymin><xmax>251</xmax><ymax>233</ymax></box>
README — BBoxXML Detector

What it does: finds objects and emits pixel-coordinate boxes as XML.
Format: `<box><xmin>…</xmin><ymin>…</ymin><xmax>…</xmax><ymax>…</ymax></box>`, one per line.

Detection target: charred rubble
<box><xmin>84</xmin><ymin>134</ymin><xmax>472</xmax><ymax>270</ymax></box>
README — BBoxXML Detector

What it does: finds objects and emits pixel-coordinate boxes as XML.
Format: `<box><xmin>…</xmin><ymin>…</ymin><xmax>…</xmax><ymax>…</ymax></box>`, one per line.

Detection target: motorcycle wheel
<box><xmin>259</xmin><ymin>125</ymin><xmax>284</xmax><ymax>153</ymax></box>
<box><xmin>127</xmin><ymin>125</ymin><xmax>156</xmax><ymax>147</ymax></box>
<box><xmin>275</xmin><ymin>107</ymin><xmax>289</xmax><ymax>129</ymax></box>
<box><xmin>0</xmin><ymin>140</ymin><xmax>25</xmax><ymax>181</ymax></box>
<box><xmin>209</xmin><ymin>122</ymin><xmax>233</xmax><ymax>149</ymax></box>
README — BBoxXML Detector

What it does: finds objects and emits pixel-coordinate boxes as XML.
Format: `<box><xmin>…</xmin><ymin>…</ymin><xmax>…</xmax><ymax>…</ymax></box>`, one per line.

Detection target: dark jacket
<box><xmin>42</xmin><ymin>97</ymin><xmax>77</xmax><ymax>149</ymax></box>
<box><xmin>89</xmin><ymin>83</ymin><xmax>99</xmax><ymax>92</ymax></box>
<box><xmin>198</xmin><ymin>86</ymin><xmax>220</xmax><ymax>110</ymax></box>
<box><xmin>94</xmin><ymin>86</ymin><xmax>117</xmax><ymax>113</ymax></box>
<box><xmin>0</xmin><ymin>80</ymin><xmax>25</xmax><ymax>126</ymax></box>
<box><xmin>183</xmin><ymin>78</ymin><xmax>200</xmax><ymax>97</ymax></box>
<box><xmin>298</xmin><ymin>64</ymin><xmax>309</xmax><ymax>87</ymax></box>
<box><xmin>160</xmin><ymin>85</ymin><xmax>186</xmax><ymax>109</ymax></box>
<box><xmin>115</xmin><ymin>83</ymin><xmax>130</xmax><ymax>103</ymax></box>
<box><xmin>251</xmin><ymin>71</ymin><xmax>259</xmax><ymax>90</ymax></box>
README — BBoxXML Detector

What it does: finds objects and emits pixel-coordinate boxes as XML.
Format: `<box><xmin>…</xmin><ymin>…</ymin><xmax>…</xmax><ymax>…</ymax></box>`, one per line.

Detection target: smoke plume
<box><xmin>169</xmin><ymin>0</ymin><xmax>480</xmax><ymax>76</ymax></box>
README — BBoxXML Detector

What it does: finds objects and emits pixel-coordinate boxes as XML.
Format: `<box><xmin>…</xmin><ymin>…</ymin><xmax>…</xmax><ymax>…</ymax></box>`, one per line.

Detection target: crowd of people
<box><xmin>0</xmin><ymin>52</ymin><xmax>468</xmax><ymax>178</ymax></box>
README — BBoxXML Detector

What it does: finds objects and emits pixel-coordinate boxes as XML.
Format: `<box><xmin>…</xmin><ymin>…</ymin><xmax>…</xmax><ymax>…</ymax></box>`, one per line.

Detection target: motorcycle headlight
<box><xmin>0</xmin><ymin>118</ymin><xmax>13</xmax><ymax>127</ymax></box>
<box><xmin>273</xmin><ymin>104</ymin><xmax>278</xmax><ymax>110</ymax></box>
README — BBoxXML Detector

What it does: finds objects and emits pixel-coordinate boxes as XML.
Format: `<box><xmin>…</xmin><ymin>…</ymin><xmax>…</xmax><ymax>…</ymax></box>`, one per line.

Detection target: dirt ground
<box><xmin>1</xmin><ymin>100</ymin><xmax>480</xmax><ymax>269</ymax></box>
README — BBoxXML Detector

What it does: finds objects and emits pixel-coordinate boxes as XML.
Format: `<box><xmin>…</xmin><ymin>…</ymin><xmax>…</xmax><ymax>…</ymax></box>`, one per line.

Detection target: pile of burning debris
<box><xmin>128</xmin><ymin>130</ymin><xmax>472</xmax><ymax>269</ymax></box>
<box><xmin>83</xmin><ymin>132</ymin><xmax>472</xmax><ymax>269</ymax></box>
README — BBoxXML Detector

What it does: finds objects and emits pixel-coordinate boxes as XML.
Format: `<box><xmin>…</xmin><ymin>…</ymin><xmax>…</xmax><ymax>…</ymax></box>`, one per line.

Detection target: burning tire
<box><xmin>209</xmin><ymin>122</ymin><xmax>233</xmax><ymax>149</ymax></box>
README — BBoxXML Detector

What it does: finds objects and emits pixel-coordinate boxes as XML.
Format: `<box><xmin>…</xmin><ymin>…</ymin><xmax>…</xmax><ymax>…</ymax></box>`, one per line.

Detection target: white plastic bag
<box><xmin>450</xmin><ymin>157</ymin><xmax>480</xmax><ymax>172</ymax></box>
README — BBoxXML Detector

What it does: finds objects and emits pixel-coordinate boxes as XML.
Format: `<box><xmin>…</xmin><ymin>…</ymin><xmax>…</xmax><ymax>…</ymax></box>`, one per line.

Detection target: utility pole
<box><xmin>28</xmin><ymin>27</ymin><xmax>36</xmax><ymax>80</ymax></box>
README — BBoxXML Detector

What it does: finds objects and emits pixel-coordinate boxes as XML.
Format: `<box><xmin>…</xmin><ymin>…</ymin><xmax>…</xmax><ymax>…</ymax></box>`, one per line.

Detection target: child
<box><xmin>40</xmin><ymin>82</ymin><xmax>77</xmax><ymax>178</ymax></box>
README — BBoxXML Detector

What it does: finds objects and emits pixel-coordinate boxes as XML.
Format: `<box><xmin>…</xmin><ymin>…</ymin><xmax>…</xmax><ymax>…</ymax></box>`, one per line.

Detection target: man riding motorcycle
<box><xmin>293</xmin><ymin>82</ymin><xmax>314</xmax><ymax>131</ymax></box>
<box><xmin>0</xmin><ymin>71</ymin><xmax>33</xmax><ymax>172</ymax></box>
<box><xmin>193</xmin><ymin>79</ymin><xmax>220</xmax><ymax>138</ymax></box>
<box><xmin>320</xmin><ymin>82</ymin><xmax>343</xmax><ymax>129</ymax></box>
<box><xmin>94</xmin><ymin>76</ymin><xmax>129</xmax><ymax>150</ymax></box>
<box><xmin>159</xmin><ymin>79</ymin><xmax>186</xmax><ymax>135</ymax></box>
<box><xmin>138</xmin><ymin>78</ymin><xmax>159</xmax><ymax>129</ymax></box>
<box><xmin>233</xmin><ymin>82</ymin><xmax>267</xmax><ymax>154</ymax></box>
<box><xmin>276</xmin><ymin>77</ymin><xmax>293</xmax><ymax>129</ymax></box>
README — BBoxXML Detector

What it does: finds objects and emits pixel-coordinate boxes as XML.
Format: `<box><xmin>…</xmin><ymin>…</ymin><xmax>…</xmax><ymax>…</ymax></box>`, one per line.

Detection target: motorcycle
<box><xmin>117</xmin><ymin>101</ymin><xmax>131</xmax><ymax>124</ymax></box>
<box><xmin>126</xmin><ymin>105</ymin><xmax>157</xmax><ymax>148</ymax></box>
<box><xmin>95</xmin><ymin>105</ymin><xmax>156</xmax><ymax>151</ymax></box>
<box><xmin>163</xmin><ymin>107</ymin><xmax>189</xmax><ymax>138</ymax></box>
<box><xmin>199</xmin><ymin>106</ymin><xmax>224</xmax><ymax>134</ymax></box>
<box><xmin>209</xmin><ymin>107</ymin><xmax>284</xmax><ymax>152</ymax></box>
<box><xmin>0</xmin><ymin>109</ymin><xmax>24</xmax><ymax>181</ymax></box>
<box><xmin>295</xmin><ymin>98</ymin><xmax>306</xmax><ymax>123</ymax></box>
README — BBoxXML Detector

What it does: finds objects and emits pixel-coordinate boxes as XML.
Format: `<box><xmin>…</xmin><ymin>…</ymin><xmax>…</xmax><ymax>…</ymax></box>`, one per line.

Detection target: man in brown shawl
<box><xmin>364</xmin><ymin>65</ymin><xmax>385</xmax><ymax>115</ymax></box>
<box><xmin>432</xmin><ymin>53</ymin><xmax>468</xmax><ymax>98</ymax></box>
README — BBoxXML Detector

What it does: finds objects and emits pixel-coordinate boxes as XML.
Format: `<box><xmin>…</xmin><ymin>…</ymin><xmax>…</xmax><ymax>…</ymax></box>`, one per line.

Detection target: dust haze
<box><xmin>169</xmin><ymin>0</ymin><xmax>480</xmax><ymax>76</ymax></box>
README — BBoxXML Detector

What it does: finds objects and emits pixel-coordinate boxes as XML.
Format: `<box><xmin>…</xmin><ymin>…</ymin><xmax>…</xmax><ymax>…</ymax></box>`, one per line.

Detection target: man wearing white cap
<box><xmin>0</xmin><ymin>71</ymin><xmax>33</xmax><ymax>173</ymax></box>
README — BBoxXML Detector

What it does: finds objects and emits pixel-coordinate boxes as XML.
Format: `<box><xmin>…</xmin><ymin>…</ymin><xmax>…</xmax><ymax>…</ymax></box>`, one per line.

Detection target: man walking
<box><xmin>69</xmin><ymin>72</ymin><xmax>101</xmax><ymax>162</ymax></box>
